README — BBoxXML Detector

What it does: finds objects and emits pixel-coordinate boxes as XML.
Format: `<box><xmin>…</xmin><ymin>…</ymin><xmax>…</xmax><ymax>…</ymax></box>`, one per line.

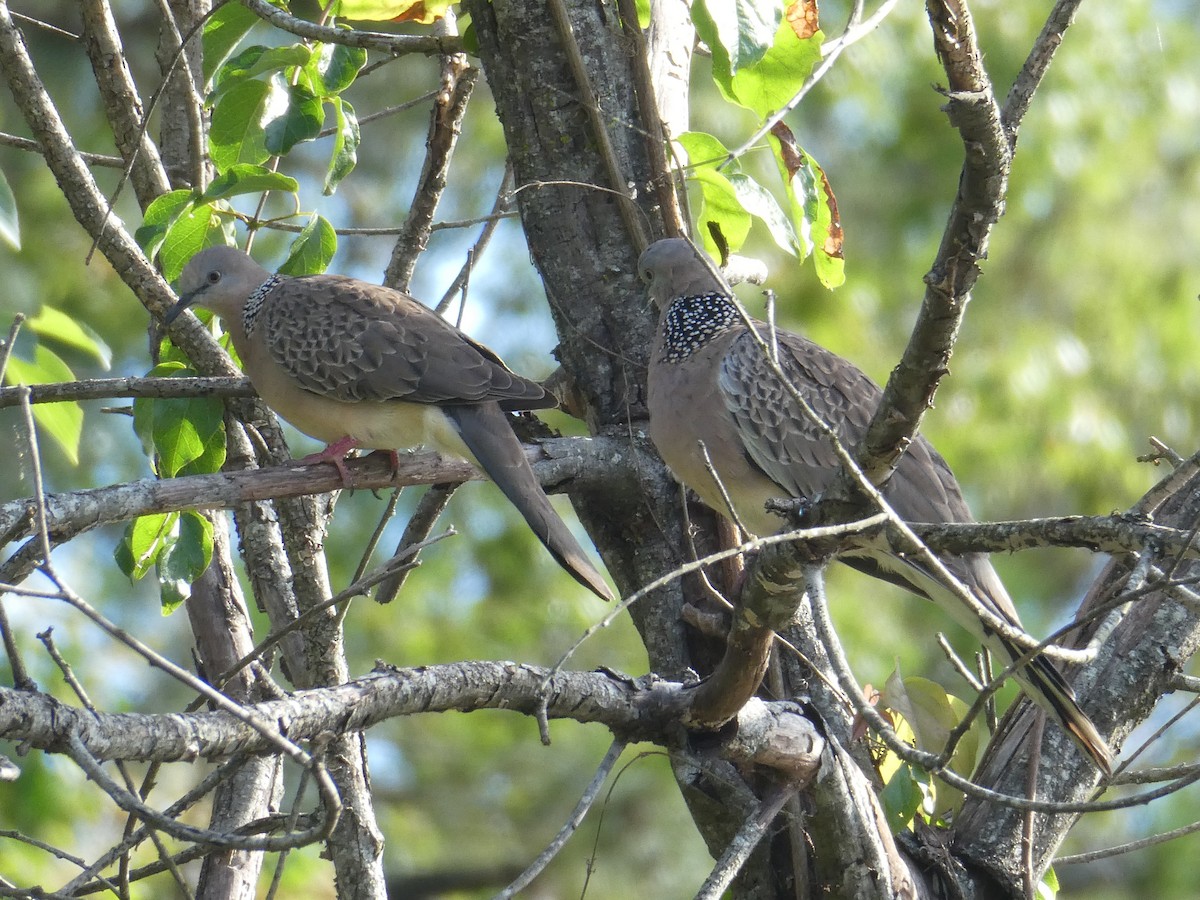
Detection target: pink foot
<box><xmin>295</xmin><ymin>436</ymin><xmax>360</xmax><ymax>487</ymax></box>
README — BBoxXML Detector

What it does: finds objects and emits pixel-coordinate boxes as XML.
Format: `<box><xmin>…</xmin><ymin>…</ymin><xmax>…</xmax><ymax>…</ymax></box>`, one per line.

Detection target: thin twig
<box><xmin>315</xmin><ymin>90</ymin><xmax>441</xmax><ymax>138</ymax></box>
<box><xmin>0</xmin><ymin>375</ymin><xmax>253</xmax><ymax>408</ymax></box>
<box><xmin>38</xmin><ymin>629</ymin><xmax>193</xmax><ymax>897</ymax></box>
<box><xmin>695</xmin><ymin>784</ymin><xmax>798</xmax><ymax>899</ymax></box>
<box><xmin>0</xmin><ymin>130</ymin><xmax>123</xmax><ymax>166</ymax></box>
<box><xmin>384</xmin><ymin>13</ymin><xmax>475</xmax><ymax>291</ymax></box>
<box><xmin>374</xmin><ymin>486</ymin><xmax>459</xmax><ymax>604</ymax></box>
<box><xmin>492</xmin><ymin>740</ymin><xmax>627</xmax><ymax>899</ymax></box>
<box><xmin>436</xmin><ymin>165</ymin><xmax>514</xmax><ymax>313</ymax></box>
<box><xmin>1057</xmin><ymin>816</ymin><xmax>1200</xmax><ymax>866</ymax></box>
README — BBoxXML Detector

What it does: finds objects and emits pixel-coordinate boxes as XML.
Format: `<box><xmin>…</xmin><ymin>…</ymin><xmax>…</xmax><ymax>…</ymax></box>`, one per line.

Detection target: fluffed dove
<box><xmin>166</xmin><ymin>245</ymin><xmax>614</xmax><ymax>602</ymax></box>
<box><xmin>640</xmin><ymin>237</ymin><xmax>1110</xmax><ymax>773</ymax></box>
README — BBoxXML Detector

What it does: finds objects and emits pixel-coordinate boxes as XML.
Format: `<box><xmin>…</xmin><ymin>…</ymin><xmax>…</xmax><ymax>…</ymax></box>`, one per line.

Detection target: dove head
<box><xmin>638</xmin><ymin>238</ymin><xmax>728</xmax><ymax>311</ymax></box>
<box><xmin>165</xmin><ymin>246</ymin><xmax>274</xmax><ymax>325</ymax></box>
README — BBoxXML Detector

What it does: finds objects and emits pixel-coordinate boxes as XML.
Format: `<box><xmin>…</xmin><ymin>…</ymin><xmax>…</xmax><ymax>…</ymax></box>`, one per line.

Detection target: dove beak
<box><xmin>163</xmin><ymin>288</ymin><xmax>201</xmax><ymax>326</ymax></box>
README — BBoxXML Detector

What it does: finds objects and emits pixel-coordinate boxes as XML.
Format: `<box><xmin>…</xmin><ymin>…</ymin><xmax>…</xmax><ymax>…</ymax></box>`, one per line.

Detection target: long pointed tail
<box><xmin>878</xmin><ymin>550</ymin><xmax>1112</xmax><ymax>773</ymax></box>
<box><xmin>999</xmin><ymin>635</ymin><xmax>1112</xmax><ymax>775</ymax></box>
<box><xmin>444</xmin><ymin>403</ymin><xmax>615</xmax><ymax>602</ymax></box>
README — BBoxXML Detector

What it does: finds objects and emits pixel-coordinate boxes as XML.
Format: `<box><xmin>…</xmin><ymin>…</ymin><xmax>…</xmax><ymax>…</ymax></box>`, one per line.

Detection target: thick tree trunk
<box><xmin>464</xmin><ymin>1</ymin><xmax>794</xmax><ymax>894</ymax></box>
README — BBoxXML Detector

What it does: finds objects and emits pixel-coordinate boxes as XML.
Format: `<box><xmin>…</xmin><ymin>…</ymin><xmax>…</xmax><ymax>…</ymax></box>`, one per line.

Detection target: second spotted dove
<box><xmin>640</xmin><ymin>237</ymin><xmax>1111</xmax><ymax>773</ymax></box>
<box><xmin>166</xmin><ymin>245</ymin><xmax>614</xmax><ymax>602</ymax></box>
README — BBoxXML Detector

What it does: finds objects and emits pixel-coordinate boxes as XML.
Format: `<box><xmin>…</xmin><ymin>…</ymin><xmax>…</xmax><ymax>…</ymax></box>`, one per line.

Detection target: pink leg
<box><xmin>294</xmin><ymin>435</ymin><xmax>360</xmax><ymax>487</ymax></box>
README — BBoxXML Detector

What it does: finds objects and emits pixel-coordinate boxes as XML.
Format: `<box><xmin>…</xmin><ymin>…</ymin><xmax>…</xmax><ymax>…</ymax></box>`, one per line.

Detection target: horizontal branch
<box><xmin>0</xmin><ymin>434</ymin><xmax>641</xmax><ymax>545</ymax></box>
<box><xmin>0</xmin><ymin>662</ymin><xmax>823</xmax><ymax>780</ymax></box>
<box><xmin>764</xmin><ymin>500</ymin><xmax>1200</xmax><ymax>561</ymax></box>
<box><xmin>238</xmin><ymin>0</ymin><xmax>462</xmax><ymax>55</ymax></box>
<box><xmin>0</xmin><ymin>129</ymin><xmax>124</xmax><ymax>167</ymax></box>
<box><xmin>0</xmin><ymin>375</ymin><xmax>254</xmax><ymax>408</ymax></box>
<box><xmin>3</xmin><ymin>417</ymin><xmax>1189</xmax><ymax>566</ymax></box>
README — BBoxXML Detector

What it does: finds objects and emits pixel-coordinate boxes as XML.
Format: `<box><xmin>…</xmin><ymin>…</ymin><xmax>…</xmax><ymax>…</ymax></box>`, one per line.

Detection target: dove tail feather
<box><xmin>1001</xmin><ymin>637</ymin><xmax>1113</xmax><ymax>775</ymax></box>
<box><xmin>444</xmin><ymin>404</ymin><xmax>614</xmax><ymax>602</ymax></box>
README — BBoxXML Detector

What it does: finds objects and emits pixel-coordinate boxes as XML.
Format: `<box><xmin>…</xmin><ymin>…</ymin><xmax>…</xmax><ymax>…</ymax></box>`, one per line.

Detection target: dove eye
<box><xmin>207</xmin><ymin>271</ymin><xmax>221</xmax><ymax>285</ymax></box>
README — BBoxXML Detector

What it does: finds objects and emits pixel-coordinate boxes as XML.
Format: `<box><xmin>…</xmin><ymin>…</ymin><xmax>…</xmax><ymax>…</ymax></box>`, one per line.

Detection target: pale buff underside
<box><xmin>230</xmin><ymin>324</ymin><xmax>474</xmax><ymax>462</ymax></box>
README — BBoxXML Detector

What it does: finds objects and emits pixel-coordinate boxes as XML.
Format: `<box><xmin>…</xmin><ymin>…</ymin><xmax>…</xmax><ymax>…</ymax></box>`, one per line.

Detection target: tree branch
<box><xmin>860</xmin><ymin>0</ymin><xmax>1009</xmax><ymax>485</ymax></box>
<box><xmin>0</xmin><ymin>663</ymin><xmax>824</xmax><ymax>780</ymax></box>
<box><xmin>236</xmin><ymin>0</ymin><xmax>461</xmax><ymax>55</ymax></box>
<box><xmin>0</xmin><ymin>435</ymin><xmax>640</xmax><ymax>548</ymax></box>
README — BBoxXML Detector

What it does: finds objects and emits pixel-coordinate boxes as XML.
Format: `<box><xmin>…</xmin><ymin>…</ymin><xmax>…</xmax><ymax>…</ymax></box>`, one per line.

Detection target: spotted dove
<box><xmin>166</xmin><ymin>245</ymin><xmax>613</xmax><ymax>602</ymax></box>
<box><xmin>640</xmin><ymin>237</ymin><xmax>1110</xmax><ymax>772</ymax></box>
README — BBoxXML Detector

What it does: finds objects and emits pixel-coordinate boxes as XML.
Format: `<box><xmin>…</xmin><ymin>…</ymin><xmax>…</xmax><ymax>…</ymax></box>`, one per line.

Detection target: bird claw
<box><xmin>294</xmin><ymin>436</ymin><xmax>361</xmax><ymax>488</ymax></box>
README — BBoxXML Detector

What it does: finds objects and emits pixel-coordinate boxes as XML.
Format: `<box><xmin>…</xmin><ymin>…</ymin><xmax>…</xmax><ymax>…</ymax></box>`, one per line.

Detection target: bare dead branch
<box><xmin>695</xmin><ymin>785</ymin><xmax>800</xmax><ymax>900</ymax></box>
<box><xmin>0</xmin><ymin>130</ymin><xmax>124</xmax><ymax>166</ymax></box>
<box><xmin>1001</xmin><ymin>0</ymin><xmax>1085</xmax><ymax>146</ymax></box>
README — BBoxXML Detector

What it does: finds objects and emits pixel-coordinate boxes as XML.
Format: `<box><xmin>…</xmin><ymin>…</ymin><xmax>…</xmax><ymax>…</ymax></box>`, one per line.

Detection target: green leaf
<box><xmin>335</xmin><ymin>0</ymin><xmax>452</xmax><ymax>22</ymax></box>
<box><xmin>728</xmin><ymin>18</ymin><xmax>823</xmax><ymax>118</ymax></box>
<box><xmin>1037</xmin><ymin>867</ymin><xmax>1060</xmax><ymax>900</ymax></box>
<box><xmin>263</xmin><ymin>79</ymin><xmax>325</xmax><ymax>157</ymax></box>
<box><xmin>879</xmin><ymin>763</ymin><xmax>932</xmax><ymax>833</ymax></box>
<box><xmin>769</xmin><ymin>125</ymin><xmax>845</xmax><ymax>286</ymax></box>
<box><xmin>0</xmin><ymin>167</ymin><xmax>19</xmax><ymax>249</ymax></box>
<box><xmin>113</xmin><ymin>529</ymin><xmax>136</xmax><ymax>580</ymax></box>
<box><xmin>676</xmin><ymin>132</ymin><xmax>751</xmax><ymax>256</ymax></box>
<box><xmin>634</xmin><ymin>0</ymin><xmax>651</xmax><ymax>28</ymax></box>
<box><xmin>808</xmin><ymin>162</ymin><xmax>846</xmax><ymax>287</ymax></box>
<box><xmin>157</xmin><ymin>511</ymin><xmax>213</xmax><ymax>613</ymax></box>
<box><xmin>324</xmin><ymin>97</ymin><xmax>360</xmax><ymax>195</ymax></box>
<box><xmin>692</xmin><ymin>167</ymin><xmax>751</xmax><ymax>256</ymax></box>
<box><xmin>133</xmin><ymin>362</ymin><xmax>227</xmax><ymax>478</ymax></box>
<box><xmin>883</xmin><ymin>670</ymin><xmax>983</xmax><ymax>821</ymax></box>
<box><xmin>160</xmin><ymin>202</ymin><xmax>234</xmax><ymax>284</ymax></box>
<box><xmin>727</xmin><ymin>173</ymin><xmax>799</xmax><ymax>255</ymax></box>
<box><xmin>212</xmin><ymin>44</ymin><xmax>312</xmax><ymax>98</ymax></box>
<box><xmin>4</xmin><ymin>346</ymin><xmax>83</xmax><ymax>464</ymax></box>
<box><xmin>27</xmin><ymin>306</ymin><xmax>112</xmax><ymax>370</ymax></box>
<box><xmin>210</xmin><ymin>78</ymin><xmax>283</xmax><ymax>170</ymax></box>
<box><xmin>691</xmin><ymin>0</ymin><xmax>733</xmax><ymax>99</ymax></box>
<box><xmin>694</xmin><ymin>0</ymin><xmax>779</xmax><ymax>76</ymax></box>
<box><xmin>306</xmin><ymin>40</ymin><xmax>367</xmax><ymax>97</ymax></box>
<box><xmin>461</xmin><ymin>19</ymin><xmax>478</xmax><ymax>54</ymax></box>
<box><xmin>201</xmin><ymin>164</ymin><xmax>300</xmax><ymax>202</ymax></box>
<box><xmin>120</xmin><ymin>512</ymin><xmax>178</xmax><ymax>582</ymax></box>
<box><xmin>676</xmin><ymin>130</ymin><xmax>731</xmax><ymax>170</ymax></box>
<box><xmin>136</xmin><ymin>189</ymin><xmax>196</xmax><ymax>260</ymax></box>
<box><xmin>279</xmin><ymin>215</ymin><xmax>336</xmax><ymax>275</ymax></box>
<box><xmin>202</xmin><ymin>1</ymin><xmax>262</xmax><ymax>85</ymax></box>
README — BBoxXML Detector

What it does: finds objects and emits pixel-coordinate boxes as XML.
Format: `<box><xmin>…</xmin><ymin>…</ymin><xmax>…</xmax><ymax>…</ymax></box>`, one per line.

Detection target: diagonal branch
<box><xmin>383</xmin><ymin>66</ymin><xmax>476</xmax><ymax>289</ymax></box>
<box><xmin>78</xmin><ymin>0</ymin><xmax>171</xmax><ymax>207</ymax></box>
<box><xmin>860</xmin><ymin>0</ymin><xmax>1009</xmax><ymax>485</ymax></box>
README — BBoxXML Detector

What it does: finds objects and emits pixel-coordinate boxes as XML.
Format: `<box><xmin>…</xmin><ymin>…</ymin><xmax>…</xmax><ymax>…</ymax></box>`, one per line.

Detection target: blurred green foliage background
<box><xmin>1</xmin><ymin>0</ymin><xmax>1198</xmax><ymax>896</ymax></box>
